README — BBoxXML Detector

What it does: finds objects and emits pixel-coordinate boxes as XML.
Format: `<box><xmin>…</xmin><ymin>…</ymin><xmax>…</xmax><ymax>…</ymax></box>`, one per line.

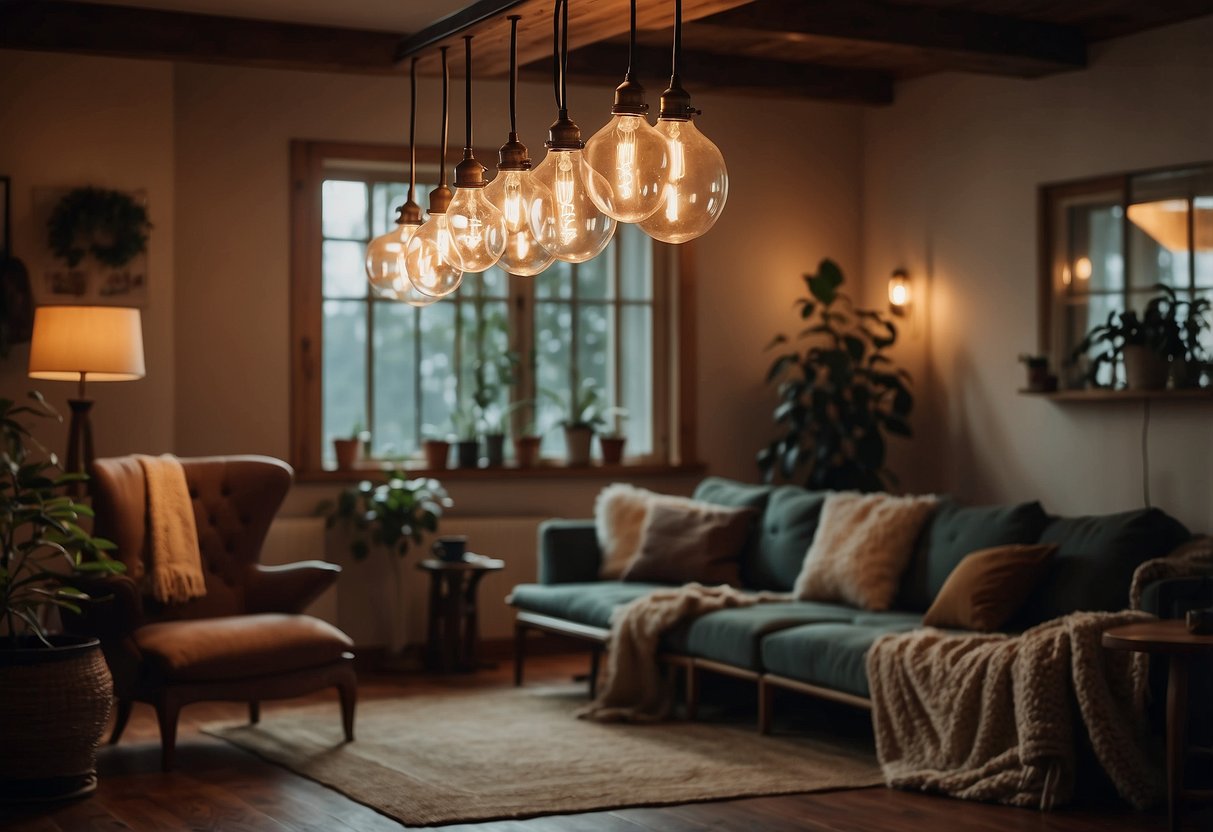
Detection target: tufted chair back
<box><xmin>91</xmin><ymin>455</ymin><xmax>293</xmax><ymax>623</ymax></box>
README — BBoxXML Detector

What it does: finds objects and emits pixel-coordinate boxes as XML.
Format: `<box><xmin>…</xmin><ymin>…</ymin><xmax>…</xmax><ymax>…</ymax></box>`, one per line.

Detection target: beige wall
<box><xmin>860</xmin><ymin>18</ymin><xmax>1213</xmax><ymax>531</ymax></box>
<box><xmin>0</xmin><ymin>51</ymin><xmax>176</xmax><ymax>458</ymax></box>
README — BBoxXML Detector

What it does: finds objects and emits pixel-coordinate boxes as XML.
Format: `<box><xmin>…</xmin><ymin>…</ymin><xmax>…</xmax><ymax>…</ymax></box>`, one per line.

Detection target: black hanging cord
<box><xmin>1141</xmin><ymin>398</ymin><xmax>1152</xmax><ymax>508</ymax></box>
<box><xmin>551</xmin><ymin>0</ymin><xmax>569</xmax><ymax>113</ymax></box>
<box><xmin>672</xmin><ymin>0</ymin><xmax>682</xmax><ymax>78</ymax></box>
<box><xmin>626</xmin><ymin>0</ymin><xmax>636</xmax><ymax>81</ymax></box>
<box><xmin>439</xmin><ymin>46</ymin><xmax>449</xmax><ymax>188</ymax></box>
<box><xmin>463</xmin><ymin>36</ymin><xmax>474</xmax><ymax>150</ymax></box>
<box><xmin>408</xmin><ymin>58</ymin><xmax>418</xmax><ymax>203</ymax></box>
<box><xmin>508</xmin><ymin>15</ymin><xmax>519</xmax><ymax>133</ymax></box>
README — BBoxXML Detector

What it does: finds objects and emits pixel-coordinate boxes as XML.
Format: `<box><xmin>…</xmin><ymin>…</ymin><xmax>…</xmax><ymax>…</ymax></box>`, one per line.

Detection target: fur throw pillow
<box><xmin>596</xmin><ymin>484</ymin><xmax>659</xmax><ymax>578</ymax></box>
<box><xmin>794</xmin><ymin>492</ymin><xmax>939</xmax><ymax>611</ymax></box>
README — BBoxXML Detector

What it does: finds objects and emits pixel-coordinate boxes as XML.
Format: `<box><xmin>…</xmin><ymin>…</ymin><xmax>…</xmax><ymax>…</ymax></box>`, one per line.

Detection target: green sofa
<box><xmin>508</xmin><ymin>478</ymin><xmax>1194</xmax><ymax>729</ymax></box>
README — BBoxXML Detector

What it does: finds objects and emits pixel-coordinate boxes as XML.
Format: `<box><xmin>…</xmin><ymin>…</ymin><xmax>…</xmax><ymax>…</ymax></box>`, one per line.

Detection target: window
<box><xmin>1040</xmin><ymin>162</ymin><xmax>1213</xmax><ymax>387</ymax></box>
<box><xmin>289</xmin><ymin>140</ymin><xmax>691</xmax><ymax>475</ymax></box>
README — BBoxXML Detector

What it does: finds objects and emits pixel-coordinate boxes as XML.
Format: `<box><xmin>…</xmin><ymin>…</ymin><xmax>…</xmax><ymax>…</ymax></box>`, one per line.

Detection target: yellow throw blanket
<box><xmin>135</xmin><ymin>454</ymin><xmax>207</xmax><ymax>605</ymax></box>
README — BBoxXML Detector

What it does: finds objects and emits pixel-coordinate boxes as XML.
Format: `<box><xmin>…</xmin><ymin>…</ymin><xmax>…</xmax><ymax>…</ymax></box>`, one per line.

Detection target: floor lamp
<box><xmin>27</xmin><ymin>305</ymin><xmax>146</xmax><ymax>488</ymax></box>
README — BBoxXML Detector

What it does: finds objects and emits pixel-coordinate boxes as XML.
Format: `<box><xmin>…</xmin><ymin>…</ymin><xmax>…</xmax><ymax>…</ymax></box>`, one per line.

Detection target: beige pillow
<box><xmin>923</xmin><ymin>544</ymin><xmax>1057</xmax><ymax>631</ymax></box>
<box><xmin>621</xmin><ymin>498</ymin><xmax>756</xmax><ymax>586</ymax></box>
<box><xmin>793</xmin><ymin>492</ymin><xmax>938</xmax><ymax>611</ymax></box>
<box><xmin>594</xmin><ymin>484</ymin><xmax>655</xmax><ymax>578</ymax></box>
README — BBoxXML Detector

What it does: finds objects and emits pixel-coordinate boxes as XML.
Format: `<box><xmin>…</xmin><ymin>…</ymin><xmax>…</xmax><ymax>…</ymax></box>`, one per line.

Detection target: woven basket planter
<box><xmin>0</xmin><ymin>635</ymin><xmax>113</xmax><ymax>801</ymax></box>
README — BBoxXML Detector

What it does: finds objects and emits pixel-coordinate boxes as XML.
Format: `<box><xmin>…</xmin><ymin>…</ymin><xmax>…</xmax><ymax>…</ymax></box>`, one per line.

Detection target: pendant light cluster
<box><xmin>366</xmin><ymin>0</ymin><xmax>727</xmax><ymax>297</ymax></box>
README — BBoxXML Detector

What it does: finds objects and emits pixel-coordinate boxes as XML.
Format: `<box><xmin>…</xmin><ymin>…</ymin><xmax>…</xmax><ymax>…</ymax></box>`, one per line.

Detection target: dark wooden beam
<box><xmin>524</xmin><ymin>43</ymin><xmax>894</xmax><ymax>106</ymax></box>
<box><xmin>694</xmin><ymin>0</ymin><xmax>1088</xmax><ymax>77</ymax></box>
<box><xmin>0</xmin><ymin>0</ymin><xmax>403</xmax><ymax>75</ymax></box>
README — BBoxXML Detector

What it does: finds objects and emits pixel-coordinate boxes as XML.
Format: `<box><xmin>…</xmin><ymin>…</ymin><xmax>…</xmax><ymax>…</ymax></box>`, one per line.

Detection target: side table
<box><xmin>1103</xmin><ymin>619</ymin><xmax>1213</xmax><ymax>832</ymax></box>
<box><xmin>417</xmin><ymin>553</ymin><xmax>504</xmax><ymax>673</ymax></box>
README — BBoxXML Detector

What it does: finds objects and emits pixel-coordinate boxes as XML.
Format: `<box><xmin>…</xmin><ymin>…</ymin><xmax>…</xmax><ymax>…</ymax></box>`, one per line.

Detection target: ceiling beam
<box><xmin>694</xmin><ymin>0</ymin><xmax>1087</xmax><ymax>77</ymax></box>
<box><xmin>0</xmin><ymin>0</ymin><xmax>403</xmax><ymax>75</ymax></box>
<box><xmin>524</xmin><ymin>43</ymin><xmax>894</xmax><ymax>106</ymax></box>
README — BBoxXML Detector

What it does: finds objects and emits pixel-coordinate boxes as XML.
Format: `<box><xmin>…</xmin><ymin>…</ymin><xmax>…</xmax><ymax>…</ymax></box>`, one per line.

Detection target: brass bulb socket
<box><xmin>658</xmin><ymin>76</ymin><xmax>700</xmax><ymax>122</ymax></box>
<box><xmin>428</xmin><ymin>184</ymin><xmax>453</xmax><ymax>214</ymax></box>
<box><xmin>611</xmin><ymin>76</ymin><xmax>649</xmax><ymax>116</ymax></box>
<box><xmin>396</xmin><ymin>200</ymin><xmax>423</xmax><ymax>225</ymax></box>
<box><xmin>454</xmin><ymin>151</ymin><xmax>488</xmax><ymax>188</ymax></box>
<box><xmin>497</xmin><ymin>132</ymin><xmax>533</xmax><ymax>171</ymax></box>
<box><xmin>545</xmin><ymin>109</ymin><xmax>584</xmax><ymax>150</ymax></box>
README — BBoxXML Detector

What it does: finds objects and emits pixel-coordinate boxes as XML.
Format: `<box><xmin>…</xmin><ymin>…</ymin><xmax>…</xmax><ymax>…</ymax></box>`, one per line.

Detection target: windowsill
<box><xmin>1018</xmin><ymin>388</ymin><xmax>1213</xmax><ymax>403</ymax></box>
<box><xmin>295</xmin><ymin>461</ymin><xmax>707</xmax><ymax>485</ymax></box>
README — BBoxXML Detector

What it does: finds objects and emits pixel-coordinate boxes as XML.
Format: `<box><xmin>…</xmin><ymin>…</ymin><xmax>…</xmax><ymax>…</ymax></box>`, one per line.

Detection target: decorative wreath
<box><xmin>47</xmin><ymin>187</ymin><xmax>151</xmax><ymax>268</ymax></box>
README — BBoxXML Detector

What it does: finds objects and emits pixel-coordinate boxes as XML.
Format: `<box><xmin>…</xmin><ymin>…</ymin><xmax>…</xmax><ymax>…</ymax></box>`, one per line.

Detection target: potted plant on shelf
<box><xmin>506</xmin><ymin>399</ymin><xmax>543</xmax><ymax>468</ymax></box>
<box><xmin>551</xmin><ymin>380</ymin><xmax>604</xmax><ymax>467</ymax></box>
<box><xmin>451</xmin><ymin>406</ymin><xmax>481</xmax><ymax>469</ymax></box>
<box><xmin>332</xmin><ymin>421</ymin><xmax>364</xmax><ymax>471</ymax></box>
<box><xmin>759</xmin><ymin>258</ymin><xmax>913</xmax><ymax>492</ymax></box>
<box><xmin>422</xmin><ymin>427</ymin><xmax>451</xmax><ymax>471</ymax></box>
<box><xmin>1</xmin><ymin>393</ymin><xmax>126</xmax><ymax>801</ymax></box>
<box><xmin>316</xmin><ymin>473</ymin><xmax>451</xmax><ymax>667</ymax></box>
<box><xmin>599</xmin><ymin>406</ymin><xmax>629</xmax><ymax>465</ymax></box>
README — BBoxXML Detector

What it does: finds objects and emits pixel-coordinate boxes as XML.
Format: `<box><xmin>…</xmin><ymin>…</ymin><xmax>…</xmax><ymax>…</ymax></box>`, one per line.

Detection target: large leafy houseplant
<box><xmin>759</xmin><ymin>259</ymin><xmax>913</xmax><ymax>492</ymax></box>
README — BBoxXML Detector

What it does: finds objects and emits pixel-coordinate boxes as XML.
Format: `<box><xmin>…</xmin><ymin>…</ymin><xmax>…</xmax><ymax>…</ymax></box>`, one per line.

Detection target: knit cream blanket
<box><xmin>136</xmin><ymin>454</ymin><xmax>207</xmax><ymax>605</ymax></box>
<box><xmin>578</xmin><ymin>583</ymin><xmax>788</xmax><ymax>722</ymax></box>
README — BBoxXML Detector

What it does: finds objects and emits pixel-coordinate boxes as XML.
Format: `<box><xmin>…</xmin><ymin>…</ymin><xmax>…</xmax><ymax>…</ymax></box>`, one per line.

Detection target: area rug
<box><xmin>203</xmin><ymin>685</ymin><xmax>881</xmax><ymax>826</ymax></box>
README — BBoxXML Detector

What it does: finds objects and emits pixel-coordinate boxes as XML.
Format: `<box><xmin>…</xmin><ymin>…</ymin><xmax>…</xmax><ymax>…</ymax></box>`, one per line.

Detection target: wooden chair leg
<box><xmin>337</xmin><ymin>678</ymin><xmax>357</xmax><ymax>743</ymax></box>
<box><xmin>758</xmin><ymin>677</ymin><xmax>774</xmax><ymax>735</ymax></box>
<box><xmin>155</xmin><ymin>695</ymin><xmax>181</xmax><ymax>773</ymax></box>
<box><xmin>249</xmin><ymin>701</ymin><xmax>260</xmax><ymax>725</ymax></box>
<box><xmin>685</xmin><ymin>662</ymin><xmax>700</xmax><ymax>721</ymax></box>
<box><xmin>514</xmin><ymin>621</ymin><xmax>527</xmax><ymax>687</ymax></box>
<box><xmin>588</xmin><ymin>645</ymin><xmax>602</xmax><ymax>700</ymax></box>
<box><xmin>109</xmin><ymin>698</ymin><xmax>134</xmax><ymax>745</ymax></box>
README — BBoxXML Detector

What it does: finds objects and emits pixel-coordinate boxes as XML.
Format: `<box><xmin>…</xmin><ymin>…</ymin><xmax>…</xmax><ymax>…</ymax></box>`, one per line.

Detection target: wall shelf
<box><xmin>1018</xmin><ymin>388</ymin><xmax>1213</xmax><ymax>403</ymax></box>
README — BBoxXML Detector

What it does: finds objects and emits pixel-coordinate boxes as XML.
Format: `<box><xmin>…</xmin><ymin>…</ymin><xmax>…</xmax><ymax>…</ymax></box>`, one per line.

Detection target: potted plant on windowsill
<box><xmin>332</xmin><ymin>421</ymin><xmax>365</xmax><ymax>471</ymax></box>
<box><xmin>552</xmin><ymin>380</ymin><xmax>604</xmax><ymax>467</ymax></box>
<box><xmin>451</xmin><ymin>407</ymin><xmax>481</xmax><ymax>469</ymax></box>
<box><xmin>470</xmin><ymin>308</ymin><xmax>518</xmax><ymax>470</ymax></box>
<box><xmin>1</xmin><ymin>393</ymin><xmax>126</xmax><ymax>802</ymax></box>
<box><xmin>316</xmin><ymin>473</ymin><xmax>451</xmax><ymax>667</ymax></box>
<box><xmin>599</xmin><ymin>406</ymin><xmax>629</xmax><ymax>465</ymax></box>
<box><xmin>422</xmin><ymin>427</ymin><xmax>451</xmax><ymax>471</ymax></box>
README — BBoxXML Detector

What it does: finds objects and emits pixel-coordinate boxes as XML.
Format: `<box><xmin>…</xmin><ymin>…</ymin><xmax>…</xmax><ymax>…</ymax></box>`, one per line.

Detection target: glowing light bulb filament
<box><xmin>503</xmin><ymin>177</ymin><xmax>523</xmax><ymax>230</ymax></box>
<box><xmin>556</xmin><ymin>154</ymin><xmax>577</xmax><ymax>245</ymax></box>
<box><xmin>615</xmin><ymin>121</ymin><xmax>637</xmax><ymax>200</ymax></box>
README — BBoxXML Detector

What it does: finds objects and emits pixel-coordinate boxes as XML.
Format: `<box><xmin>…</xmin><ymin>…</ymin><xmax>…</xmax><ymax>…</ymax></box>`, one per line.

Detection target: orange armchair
<box><xmin>71</xmin><ymin>455</ymin><xmax>356</xmax><ymax>771</ymax></box>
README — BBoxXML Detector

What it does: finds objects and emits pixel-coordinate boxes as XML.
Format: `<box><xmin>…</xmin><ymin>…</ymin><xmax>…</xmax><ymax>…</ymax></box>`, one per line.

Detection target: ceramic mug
<box><xmin>433</xmin><ymin>535</ymin><xmax>468</xmax><ymax>562</ymax></box>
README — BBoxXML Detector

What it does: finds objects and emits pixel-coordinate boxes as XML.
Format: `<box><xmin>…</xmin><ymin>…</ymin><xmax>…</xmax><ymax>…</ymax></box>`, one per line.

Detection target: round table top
<box><xmin>417</xmin><ymin>553</ymin><xmax>504</xmax><ymax>572</ymax></box>
<box><xmin>1102</xmin><ymin>619</ymin><xmax>1213</xmax><ymax>655</ymax></box>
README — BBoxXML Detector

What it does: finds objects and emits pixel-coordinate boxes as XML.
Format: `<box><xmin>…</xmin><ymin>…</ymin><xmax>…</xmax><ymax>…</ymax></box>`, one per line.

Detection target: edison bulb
<box><xmin>584</xmin><ymin>114</ymin><xmax>668</xmax><ymax>222</ymax></box>
<box><xmin>405</xmin><ymin>213</ymin><xmax>463</xmax><ymax>298</ymax></box>
<box><xmin>448</xmin><ymin>187</ymin><xmax>506</xmax><ymax>273</ymax></box>
<box><xmin>529</xmin><ymin>149</ymin><xmax>616</xmax><ymax>263</ymax></box>
<box><xmin>365</xmin><ymin>224</ymin><xmax>416</xmax><ymax>299</ymax></box>
<box><xmin>638</xmin><ymin>119</ymin><xmax>728</xmax><ymax>244</ymax></box>
<box><xmin>484</xmin><ymin>170</ymin><xmax>556</xmax><ymax>276</ymax></box>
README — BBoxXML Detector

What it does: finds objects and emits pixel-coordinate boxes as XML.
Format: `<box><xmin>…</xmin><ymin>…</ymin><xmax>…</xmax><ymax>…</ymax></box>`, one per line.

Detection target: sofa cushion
<box><xmin>745</xmin><ymin>486</ymin><xmax>827</xmax><ymax>592</ymax></box>
<box><xmin>761</xmin><ymin>621</ymin><xmax>922</xmax><ymax>698</ymax></box>
<box><xmin>622</xmin><ymin>501</ymin><xmax>756</xmax><ymax>586</ymax></box>
<box><xmin>1014</xmin><ymin>508</ymin><xmax>1190</xmax><ymax>627</ymax></box>
<box><xmin>508</xmin><ymin>582</ymin><xmax>670</xmax><ymax>629</ymax></box>
<box><xmin>692</xmin><ymin>477</ymin><xmax>773</xmax><ymax>512</ymax></box>
<box><xmin>898</xmin><ymin>499</ymin><xmax>1049</xmax><ymax>612</ymax></box>
<box><xmin>134</xmin><ymin>613</ymin><xmax>352</xmax><ymax>682</ymax></box>
<box><xmin>662</xmin><ymin>601</ymin><xmax>856</xmax><ymax>670</ymax></box>
<box><xmin>923</xmin><ymin>544</ymin><xmax>1057</xmax><ymax>631</ymax></box>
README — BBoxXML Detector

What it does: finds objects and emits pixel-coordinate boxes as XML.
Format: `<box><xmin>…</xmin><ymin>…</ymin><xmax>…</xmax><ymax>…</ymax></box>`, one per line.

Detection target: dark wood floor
<box><xmin>2</xmin><ymin>652</ymin><xmax>1208</xmax><ymax>831</ymax></box>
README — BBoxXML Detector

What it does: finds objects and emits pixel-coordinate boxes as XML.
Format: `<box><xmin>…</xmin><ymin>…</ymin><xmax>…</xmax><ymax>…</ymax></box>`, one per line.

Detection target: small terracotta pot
<box><xmin>599</xmin><ymin>435</ymin><xmax>626</xmax><ymax>465</ymax></box>
<box><xmin>423</xmin><ymin>439</ymin><xmax>451</xmax><ymax>470</ymax></box>
<box><xmin>456</xmin><ymin>439</ymin><xmax>480</xmax><ymax>469</ymax></box>
<box><xmin>564</xmin><ymin>426</ymin><xmax>594</xmax><ymax>467</ymax></box>
<box><xmin>514</xmin><ymin>435</ymin><xmax>542</xmax><ymax>468</ymax></box>
<box><xmin>484</xmin><ymin>433</ymin><xmax>506</xmax><ymax>467</ymax></box>
<box><xmin>333</xmin><ymin>438</ymin><xmax>361</xmax><ymax>471</ymax></box>
<box><xmin>1122</xmin><ymin>345</ymin><xmax>1169</xmax><ymax>390</ymax></box>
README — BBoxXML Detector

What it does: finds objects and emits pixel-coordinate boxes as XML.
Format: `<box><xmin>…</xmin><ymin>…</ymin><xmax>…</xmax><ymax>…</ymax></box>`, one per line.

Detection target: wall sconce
<box><xmin>888</xmin><ymin>269</ymin><xmax>911</xmax><ymax>316</ymax></box>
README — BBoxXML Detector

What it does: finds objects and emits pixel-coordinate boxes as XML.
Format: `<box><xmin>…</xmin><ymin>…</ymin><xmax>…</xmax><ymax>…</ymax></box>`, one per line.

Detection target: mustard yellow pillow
<box><xmin>923</xmin><ymin>544</ymin><xmax>1057</xmax><ymax>631</ymax></box>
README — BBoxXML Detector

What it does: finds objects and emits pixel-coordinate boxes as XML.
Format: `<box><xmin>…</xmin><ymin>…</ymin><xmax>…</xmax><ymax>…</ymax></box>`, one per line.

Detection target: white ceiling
<box><xmin>77</xmin><ymin>0</ymin><xmax>469</xmax><ymax>32</ymax></box>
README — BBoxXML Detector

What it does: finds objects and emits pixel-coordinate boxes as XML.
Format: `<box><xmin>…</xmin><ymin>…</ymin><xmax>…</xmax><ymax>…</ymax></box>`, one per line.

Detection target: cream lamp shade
<box><xmin>28</xmin><ymin>305</ymin><xmax>146</xmax><ymax>382</ymax></box>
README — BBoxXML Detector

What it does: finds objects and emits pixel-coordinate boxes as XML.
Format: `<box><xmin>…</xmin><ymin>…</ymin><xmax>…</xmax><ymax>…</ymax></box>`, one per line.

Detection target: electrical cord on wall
<box><xmin>1141</xmin><ymin>398</ymin><xmax>1151</xmax><ymax>509</ymax></box>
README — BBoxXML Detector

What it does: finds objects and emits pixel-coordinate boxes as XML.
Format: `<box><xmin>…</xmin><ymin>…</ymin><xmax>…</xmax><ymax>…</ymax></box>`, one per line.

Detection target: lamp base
<box><xmin>65</xmin><ymin>398</ymin><xmax>95</xmax><ymax>495</ymax></box>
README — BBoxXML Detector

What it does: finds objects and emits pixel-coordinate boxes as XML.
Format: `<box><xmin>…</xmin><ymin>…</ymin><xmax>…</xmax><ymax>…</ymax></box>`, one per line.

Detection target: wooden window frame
<box><xmin>289</xmin><ymin>139</ymin><xmax>699</xmax><ymax>478</ymax></box>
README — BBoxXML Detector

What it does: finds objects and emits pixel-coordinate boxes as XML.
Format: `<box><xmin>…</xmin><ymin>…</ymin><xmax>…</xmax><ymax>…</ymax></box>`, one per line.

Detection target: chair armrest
<box><xmin>538</xmin><ymin>520</ymin><xmax>602</xmax><ymax>584</ymax></box>
<box><xmin>1139</xmin><ymin>575</ymin><xmax>1213</xmax><ymax>618</ymax></box>
<box><xmin>245</xmin><ymin>561</ymin><xmax>341</xmax><ymax>614</ymax></box>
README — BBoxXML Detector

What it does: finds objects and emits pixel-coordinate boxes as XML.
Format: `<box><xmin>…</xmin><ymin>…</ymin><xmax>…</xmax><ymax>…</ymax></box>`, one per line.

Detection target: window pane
<box><xmin>419</xmin><ymin>301</ymin><xmax>457</xmax><ymax>439</ymax></box>
<box><xmin>1195</xmin><ymin>196</ymin><xmax>1212</xmax><ymax>288</ymax></box>
<box><xmin>620</xmin><ymin>224</ymin><xmax>653</xmax><ymax>300</ymax></box>
<box><xmin>577</xmin><ymin>303</ymin><xmax>612</xmax><ymax>407</ymax></box>
<box><xmin>371</xmin><ymin>182</ymin><xmax>409</xmax><ymax>237</ymax></box>
<box><xmin>535</xmin><ymin>300</ymin><xmax>572</xmax><ymax>456</ymax></box>
<box><xmin>322</xmin><ymin>299</ymin><xmax>367</xmax><ymax>467</ymax></box>
<box><xmin>620</xmin><ymin>305</ymin><xmax>653</xmax><ymax>455</ymax></box>
<box><xmin>323</xmin><ymin>240</ymin><xmax>368</xmax><ymax>298</ymax></box>
<box><xmin>322</xmin><ymin>180</ymin><xmax>368</xmax><ymax>239</ymax></box>
<box><xmin>1066</xmin><ymin>293</ymin><xmax>1123</xmax><ymax>388</ymax></box>
<box><xmin>372</xmin><ymin>301</ymin><xmax>417</xmax><ymax>460</ymax></box>
<box><xmin>1066</xmin><ymin>203</ymin><xmax>1123</xmax><ymax>294</ymax></box>
<box><xmin>578</xmin><ymin>249</ymin><xmax>613</xmax><ymax>300</ymax></box>
<box><xmin>535</xmin><ymin>259</ymin><xmax>573</xmax><ymax>299</ymax></box>
<box><xmin>459</xmin><ymin>298</ymin><xmax>512</xmax><ymax>432</ymax></box>
<box><xmin>1128</xmin><ymin>199</ymin><xmax>1189</xmax><ymax>290</ymax></box>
